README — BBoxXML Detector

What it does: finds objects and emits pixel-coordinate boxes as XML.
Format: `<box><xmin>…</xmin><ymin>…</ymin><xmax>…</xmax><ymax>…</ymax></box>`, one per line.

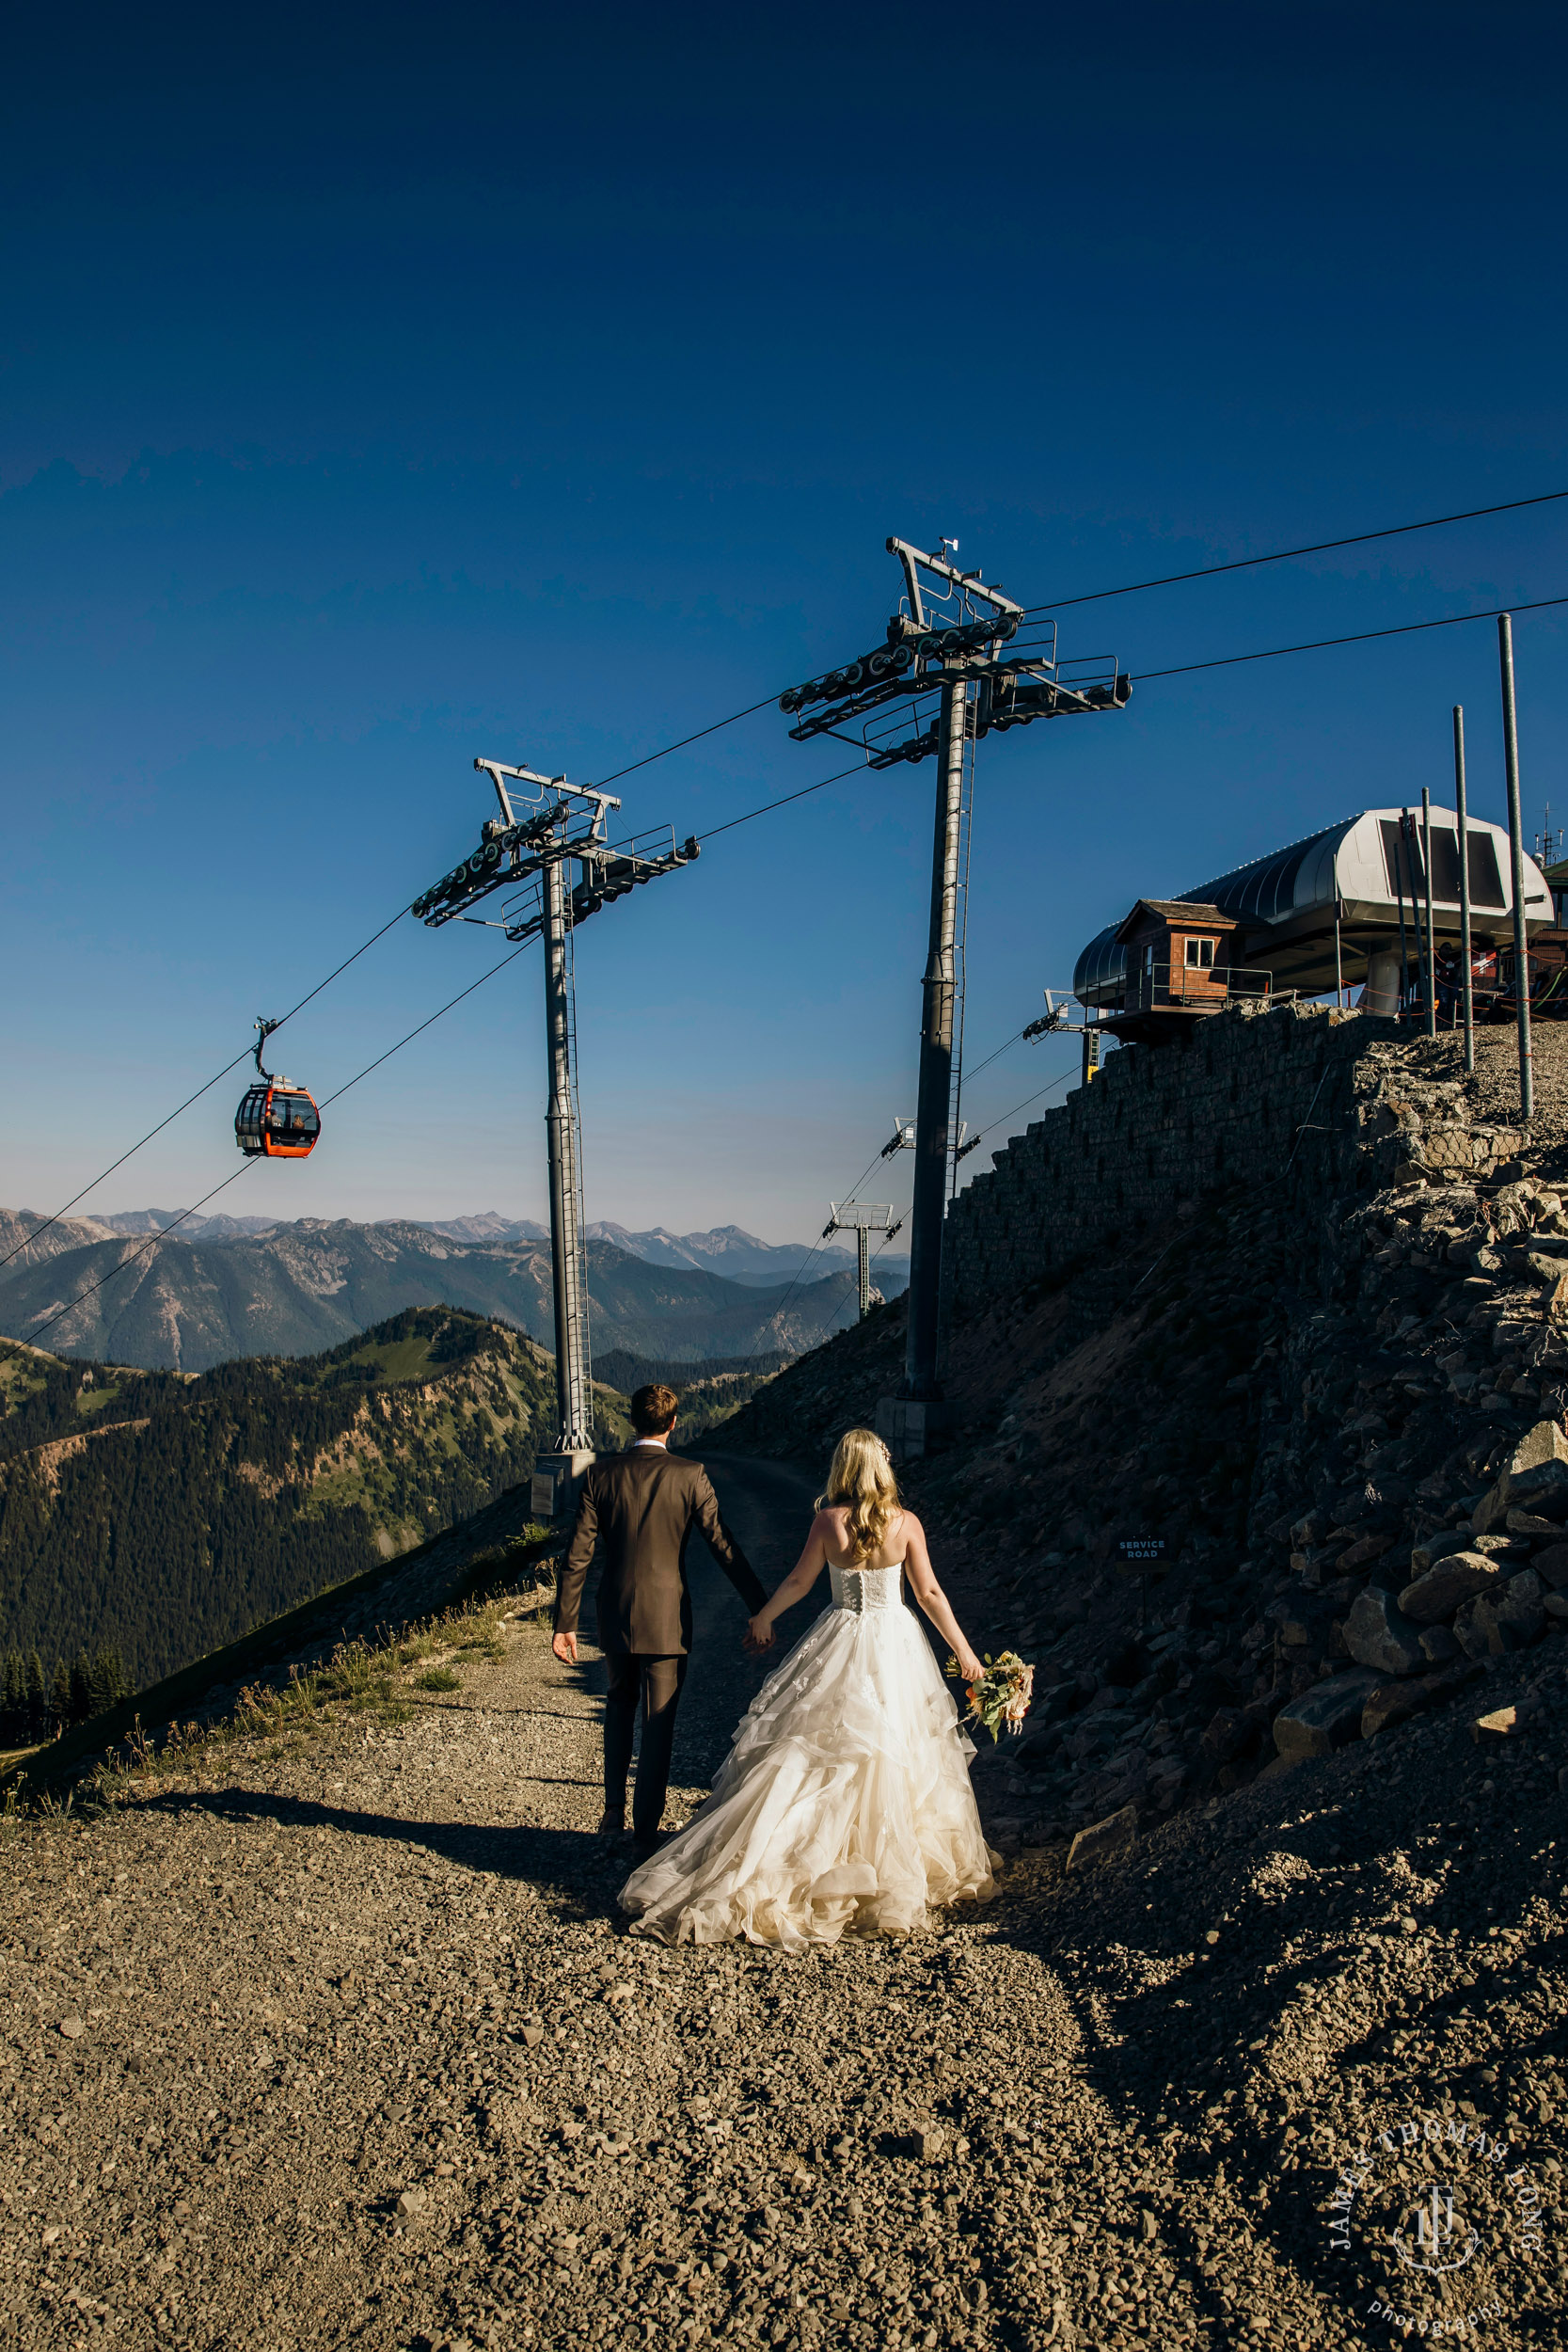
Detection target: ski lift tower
<box><xmin>412</xmin><ymin>758</ymin><xmax>699</xmax><ymax>1518</ymax></box>
<box><xmin>823</xmin><ymin>1202</ymin><xmax>903</xmax><ymax>1322</ymax></box>
<box><xmin>779</xmin><ymin>539</ymin><xmax>1132</xmax><ymax>1457</ymax></box>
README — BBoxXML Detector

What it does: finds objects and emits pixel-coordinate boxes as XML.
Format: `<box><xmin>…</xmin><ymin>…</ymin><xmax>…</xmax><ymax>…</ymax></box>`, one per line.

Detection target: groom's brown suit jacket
<box><xmin>556</xmin><ymin>1445</ymin><xmax>767</xmax><ymax>1657</ymax></box>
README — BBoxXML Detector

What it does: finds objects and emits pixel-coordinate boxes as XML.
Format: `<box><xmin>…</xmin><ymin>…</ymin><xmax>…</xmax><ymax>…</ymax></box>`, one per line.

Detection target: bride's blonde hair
<box><xmin>817</xmin><ymin>1427</ymin><xmax>901</xmax><ymax>1565</ymax></box>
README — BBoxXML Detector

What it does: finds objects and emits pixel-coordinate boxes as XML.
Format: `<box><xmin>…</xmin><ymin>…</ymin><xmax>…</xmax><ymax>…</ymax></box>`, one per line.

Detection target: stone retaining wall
<box><xmin>942</xmin><ymin>1003</ymin><xmax>1524</xmax><ymax>1318</ymax></box>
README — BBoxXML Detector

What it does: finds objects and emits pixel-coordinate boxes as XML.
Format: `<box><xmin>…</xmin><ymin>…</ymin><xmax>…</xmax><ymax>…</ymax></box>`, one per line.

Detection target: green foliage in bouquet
<box><xmin>945</xmin><ymin>1648</ymin><xmax>1035</xmax><ymax>1743</ymax></box>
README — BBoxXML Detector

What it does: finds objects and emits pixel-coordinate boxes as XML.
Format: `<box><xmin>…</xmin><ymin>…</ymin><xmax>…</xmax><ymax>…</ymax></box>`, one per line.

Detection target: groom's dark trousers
<box><xmin>556</xmin><ymin>1444</ymin><xmax>767</xmax><ymax>1839</ymax></box>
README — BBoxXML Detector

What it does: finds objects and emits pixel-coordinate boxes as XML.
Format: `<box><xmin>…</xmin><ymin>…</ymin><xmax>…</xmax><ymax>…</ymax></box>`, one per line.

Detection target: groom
<box><xmin>552</xmin><ymin>1383</ymin><xmax>771</xmax><ymax>1855</ymax></box>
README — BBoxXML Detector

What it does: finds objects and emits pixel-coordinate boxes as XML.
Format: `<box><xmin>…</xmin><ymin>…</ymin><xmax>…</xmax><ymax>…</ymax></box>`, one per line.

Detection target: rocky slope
<box><xmin>711</xmin><ymin>1021</ymin><xmax>1568</xmax><ymax>1855</ymax></box>
<box><xmin>0</xmin><ymin>1454</ymin><xmax>1561</xmax><ymax>2352</ymax></box>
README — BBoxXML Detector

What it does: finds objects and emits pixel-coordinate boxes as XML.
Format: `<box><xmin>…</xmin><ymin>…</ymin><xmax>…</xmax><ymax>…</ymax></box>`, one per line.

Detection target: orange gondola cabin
<box><xmin>235</xmin><ymin>1018</ymin><xmax>322</xmax><ymax>1158</ymax></box>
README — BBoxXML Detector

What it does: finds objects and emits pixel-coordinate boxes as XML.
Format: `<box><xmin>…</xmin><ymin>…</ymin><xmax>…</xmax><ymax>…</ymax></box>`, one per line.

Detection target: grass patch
<box><xmin>2</xmin><ymin>1565</ymin><xmax>562</xmax><ymax>1821</ymax></box>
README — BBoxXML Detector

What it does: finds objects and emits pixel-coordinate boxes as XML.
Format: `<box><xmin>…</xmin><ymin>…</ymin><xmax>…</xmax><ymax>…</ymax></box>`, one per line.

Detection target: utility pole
<box><xmin>823</xmin><ymin>1202</ymin><xmax>903</xmax><ymax>1321</ymax></box>
<box><xmin>779</xmin><ymin>537</ymin><xmax>1131</xmax><ymax>1456</ymax></box>
<box><xmin>413</xmin><ymin>758</ymin><xmax>699</xmax><ymax>1515</ymax></box>
<box><xmin>1421</xmin><ymin>787</ymin><xmax>1436</xmax><ymax>1041</ymax></box>
<box><xmin>1454</xmin><ymin>705</ymin><xmax>1475</xmax><ymax>1074</ymax></box>
<box><xmin>1498</xmin><ymin>614</ymin><xmax>1533</xmax><ymax>1120</ymax></box>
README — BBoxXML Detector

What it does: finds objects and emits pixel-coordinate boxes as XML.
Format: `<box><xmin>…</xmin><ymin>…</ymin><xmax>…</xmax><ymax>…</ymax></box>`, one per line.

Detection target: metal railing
<box><xmin>1122</xmin><ymin>961</ymin><xmax>1274</xmax><ymax>1014</ymax></box>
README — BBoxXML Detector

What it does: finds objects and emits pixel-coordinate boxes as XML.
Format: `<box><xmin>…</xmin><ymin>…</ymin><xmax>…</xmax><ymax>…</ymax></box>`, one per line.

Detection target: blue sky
<box><xmin>5</xmin><ymin>2</ymin><xmax>1566</xmax><ymax>1244</ymax></box>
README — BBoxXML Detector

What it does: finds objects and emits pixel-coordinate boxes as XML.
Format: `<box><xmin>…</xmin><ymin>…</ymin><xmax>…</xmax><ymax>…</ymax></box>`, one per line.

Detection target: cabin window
<box><xmin>1183</xmin><ymin>937</ymin><xmax>1215</xmax><ymax>969</ymax></box>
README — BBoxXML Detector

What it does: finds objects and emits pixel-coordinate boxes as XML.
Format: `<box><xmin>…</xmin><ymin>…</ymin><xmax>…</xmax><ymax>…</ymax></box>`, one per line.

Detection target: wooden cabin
<box><xmin>1104</xmin><ymin>899</ymin><xmax>1243</xmax><ymax>1043</ymax></box>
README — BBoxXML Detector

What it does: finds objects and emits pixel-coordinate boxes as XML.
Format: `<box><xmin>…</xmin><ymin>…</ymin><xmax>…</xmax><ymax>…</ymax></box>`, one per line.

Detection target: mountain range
<box><xmin>0</xmin><ymin>1211</ymin><xmax>875</xmax><ymax>1375</ymax></box>
<box><xmin>74</xmin><ymin>1209</ymin><xmax>911</xmax><ymax>1292</ymax></box>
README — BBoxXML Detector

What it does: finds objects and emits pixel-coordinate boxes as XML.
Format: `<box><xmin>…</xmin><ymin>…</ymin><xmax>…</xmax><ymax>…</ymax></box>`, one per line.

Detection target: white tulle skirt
<box><xmin>619</xmin><ymin>1594</ymin><xmax>999</xmax><ymax>1950</ymax></box>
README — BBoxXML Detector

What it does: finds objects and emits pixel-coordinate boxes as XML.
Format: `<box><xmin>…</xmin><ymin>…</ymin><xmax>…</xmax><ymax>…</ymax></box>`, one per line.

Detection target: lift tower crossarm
<box><xmin>477</xmin><ymin>757</ymin><xmax>621</xmax><ymax>839</ymax></box>
<box><xmin>886</xmin><ymin>538</ymin><xmax>1024</xmax><ymax>626</ymax></box>
<box><xmin>823</xmin><ymin>1201</ymin><xmax>903</xmax><ymax>1323</ymax></box>
<box><xmin>414</xmin><ymin>759</ymin><xmax>696</xmax><ymax>1512</ymax></box>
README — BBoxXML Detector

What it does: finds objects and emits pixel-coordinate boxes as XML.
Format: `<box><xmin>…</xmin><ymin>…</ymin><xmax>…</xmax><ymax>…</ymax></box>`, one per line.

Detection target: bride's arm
<box><xmin>747</xmin><ymin>1513</ymin><xmax>832</xmax><ymax>1646</ymax></box>
<box><xmin>901</xmin><ymin>1515</ymin><xmax>985</xmax><ymax>1681</ymax></box>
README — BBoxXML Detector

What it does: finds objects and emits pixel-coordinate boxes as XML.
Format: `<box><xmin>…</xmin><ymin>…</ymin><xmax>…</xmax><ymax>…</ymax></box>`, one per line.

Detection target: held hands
<box><xmin>743</xmin><ymin>1615</ymin><xmax>777</xmax><ymax>1655</ymax></box>
<box><xmin>552</xmin><ymin>1631</ymin><xmax>578</xmax><ymax>1664</ymax></box>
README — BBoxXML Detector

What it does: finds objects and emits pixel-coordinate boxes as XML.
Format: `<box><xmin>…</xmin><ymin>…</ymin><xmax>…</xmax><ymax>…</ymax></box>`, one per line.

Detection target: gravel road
<box><xmin>2</xmin><ymin>1454</ymin><xmax>1563</xmax><ymax>2352</ymax></box>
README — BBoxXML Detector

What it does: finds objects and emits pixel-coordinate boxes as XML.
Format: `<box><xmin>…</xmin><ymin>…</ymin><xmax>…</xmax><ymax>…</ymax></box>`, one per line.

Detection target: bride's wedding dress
<box><xmin>619</xmin><ymin>1560</ymin><xmax>998</xmax><ymax>1949</ymax></box>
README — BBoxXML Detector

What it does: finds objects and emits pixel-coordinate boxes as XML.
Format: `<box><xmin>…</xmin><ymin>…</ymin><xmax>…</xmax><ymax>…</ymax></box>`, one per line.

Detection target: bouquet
<box><xmin>946</xmin><ymin>1649</ymin><xmax>1035</xmax><ymax>1743</ymax></box>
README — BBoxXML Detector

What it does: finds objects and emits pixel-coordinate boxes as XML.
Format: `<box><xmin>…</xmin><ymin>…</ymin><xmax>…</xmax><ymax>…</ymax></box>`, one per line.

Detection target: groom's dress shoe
<box><xmin>597</xmin><ymin>1810</ymin><xmax>627</xmax><ymax>1837</ymax></box>
<box><xmin>631</xmin><ymin>1830</ymin><xmax>669</xmax><ymax>1860</ymax></box>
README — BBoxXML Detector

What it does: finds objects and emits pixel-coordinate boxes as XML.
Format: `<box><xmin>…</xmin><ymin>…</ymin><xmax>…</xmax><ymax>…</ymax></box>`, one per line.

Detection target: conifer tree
<box><xmin>69</xmin><ymin>1650</ymin><xmax>92</xmax><ymax>1724</ymax></box>
<box><xmin>51</xmin><ymin>1660</ymin><xmax>72</xmax><ymax>1737</ymax></box>
<box><xmin>1</xmin><ymin>1649</ymin><xmax>23</xmax><ymax>1744</ymax></box>
<box><xmin>26</xmin><ymin>1652</ymin><xmax>46</xmax><ymax>1740</ymax></box>
<box><xmin>87</xmin><ymin>1646</ymin><xmax>127</xmax><ymax>1718</ymax></box>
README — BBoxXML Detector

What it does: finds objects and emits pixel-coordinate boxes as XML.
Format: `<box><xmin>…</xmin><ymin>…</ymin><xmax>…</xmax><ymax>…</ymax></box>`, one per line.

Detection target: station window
<box><xmin>1183</xmin><ymin>937</ymin><xmax>1215</xmax><ymax>969</ymax></box>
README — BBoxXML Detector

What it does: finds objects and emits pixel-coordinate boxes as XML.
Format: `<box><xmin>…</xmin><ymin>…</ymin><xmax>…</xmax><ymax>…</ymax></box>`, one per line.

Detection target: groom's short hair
<box><xmin>630</xmin><ymin>1382</ymin><xmax>679</xmax><ymax>1435</ymax></box>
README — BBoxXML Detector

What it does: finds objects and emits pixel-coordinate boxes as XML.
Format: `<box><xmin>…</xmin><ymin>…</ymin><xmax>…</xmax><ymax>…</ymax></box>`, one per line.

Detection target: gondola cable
<box><xmin>16</xmin><ymin>528</ymin><xmax>1568</xmax><ymax>1295</ymax></box>
<box><xmin>1022</xmin><ymin>486</ymin><xmax>1568</xmax><ymax>618</ymax></box>
<box><xmin>2</xmin><ymin>902</ymin><xmax>412</xmax><ymax>1270</ymax></box>
<box><xmin>21</xmin><ymin>934</ymin><xmax>541</xmax><ymax>1351</ymax></box>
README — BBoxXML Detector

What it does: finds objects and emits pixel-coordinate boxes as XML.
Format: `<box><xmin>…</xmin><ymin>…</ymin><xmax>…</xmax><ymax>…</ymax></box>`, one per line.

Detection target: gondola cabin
<box><xmin>235</xmin><ymin>1078</ymin><xmax>322</xmax><ymax>1158</ymax></box>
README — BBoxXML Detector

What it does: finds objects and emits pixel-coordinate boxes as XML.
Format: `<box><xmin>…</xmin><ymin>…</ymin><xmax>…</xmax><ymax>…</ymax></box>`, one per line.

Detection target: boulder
<box><xmin>1343</xmin><ymin>1587</ymin><xmax>1426</xmax><ymax>1677</ymax></box>
<box><xmin>1066</xmin><ymin>1805</ymin><xmax>1137</xmax><ymax>1873</ymax></box>
<box><xmin>1454</xmin><ymin>1570</ymin><xmax>1547</xmax><ymax>1659</ymax></box>
<box><xmin>1271</xmin><ymin>1670</ymin><xmax>1382</xmax><ymax>1763</ymax></box>
<box><xmin>1498</xmin><ymin>1568</ymin><xmax>1546</xmax><ymax>1635</ymax></box>
<box><xmin>1418</xmin><ymin>1623</ymin><xmax>1460</xmax><ymax>1665</ymax></box>
<box><xmin>1362</xmin><ymin>1660</ymin><xmax>1481</xmax><ymax>1739</ymax></box>
<box><xmin>1528</xmin><ymin>1542</ymin><xmax>1568</xmax><ymax>1590</ymax></box>
<box><xmin>1470</xmin><ymin>1423</ymin><xmax>1568</xmax><ymax>1534</ymax></box>
<box><xmin>1409</xmin><ymin>1529</ymin><xmax>1485</xmax><ymax>1577</ymax></box>
<box><xmin>1336</xmin><ymin>1528</ymin><xmax>1398</xmax><ymax>1571</ymax></box>
<box><xmin>1398</xmin><ymin>1551</ymin><xmax>1506</xmax><ymax>1624</ymax></box>
<box><xmin>1199</xmin><ymin>1702</ymin><xmax>1271</xmax><ymax>1765</ymax></box>
<box><xmin>1502</xmin><ymin>1459</ymin><xmax>1568</xmax><ymax>1518</ymax></box>
<box><xmin>1500</xmin><ymin>1419</ymin><xmax>1568</xmax><ymax>1496</ymax></box>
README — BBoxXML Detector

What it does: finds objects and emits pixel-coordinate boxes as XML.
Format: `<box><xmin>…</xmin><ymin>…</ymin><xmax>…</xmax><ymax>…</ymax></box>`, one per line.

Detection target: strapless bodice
<box><xmin>829</xmin><ymin>1562</ymin><xmax>903</xmax><ymax>1614</ymax></box>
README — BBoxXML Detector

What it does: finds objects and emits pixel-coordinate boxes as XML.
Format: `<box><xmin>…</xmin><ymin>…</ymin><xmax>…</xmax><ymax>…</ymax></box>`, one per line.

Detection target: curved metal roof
<box><xmin>1069</xmin><ymin>806</ymin><xmax>1550</xmax><ymax>1012</ymax></box>
<box><xmin>1073</xmin><ymin>923</ymin><xmax>1128</xmax><ymax>1008</ymax></box>
<box><xmin>1176</xmin><ymin>816</ymin><xmax>1359</xmax><ymax>925</ymax></box>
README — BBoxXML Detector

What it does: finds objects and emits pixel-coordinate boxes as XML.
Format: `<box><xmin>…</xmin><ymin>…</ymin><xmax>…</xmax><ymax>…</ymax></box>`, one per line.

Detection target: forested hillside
<box><xmin>0</xmin><ymin>1308</ymin><xmax>568</xmax><ymax>1690</ymax></box>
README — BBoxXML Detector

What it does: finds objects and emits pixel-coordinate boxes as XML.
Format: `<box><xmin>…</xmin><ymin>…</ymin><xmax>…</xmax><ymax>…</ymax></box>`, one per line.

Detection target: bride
<box><xmin>619</xmin><ymin>1428</ymin><xmax>998</xmax><ymax>1949</ymax></box>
